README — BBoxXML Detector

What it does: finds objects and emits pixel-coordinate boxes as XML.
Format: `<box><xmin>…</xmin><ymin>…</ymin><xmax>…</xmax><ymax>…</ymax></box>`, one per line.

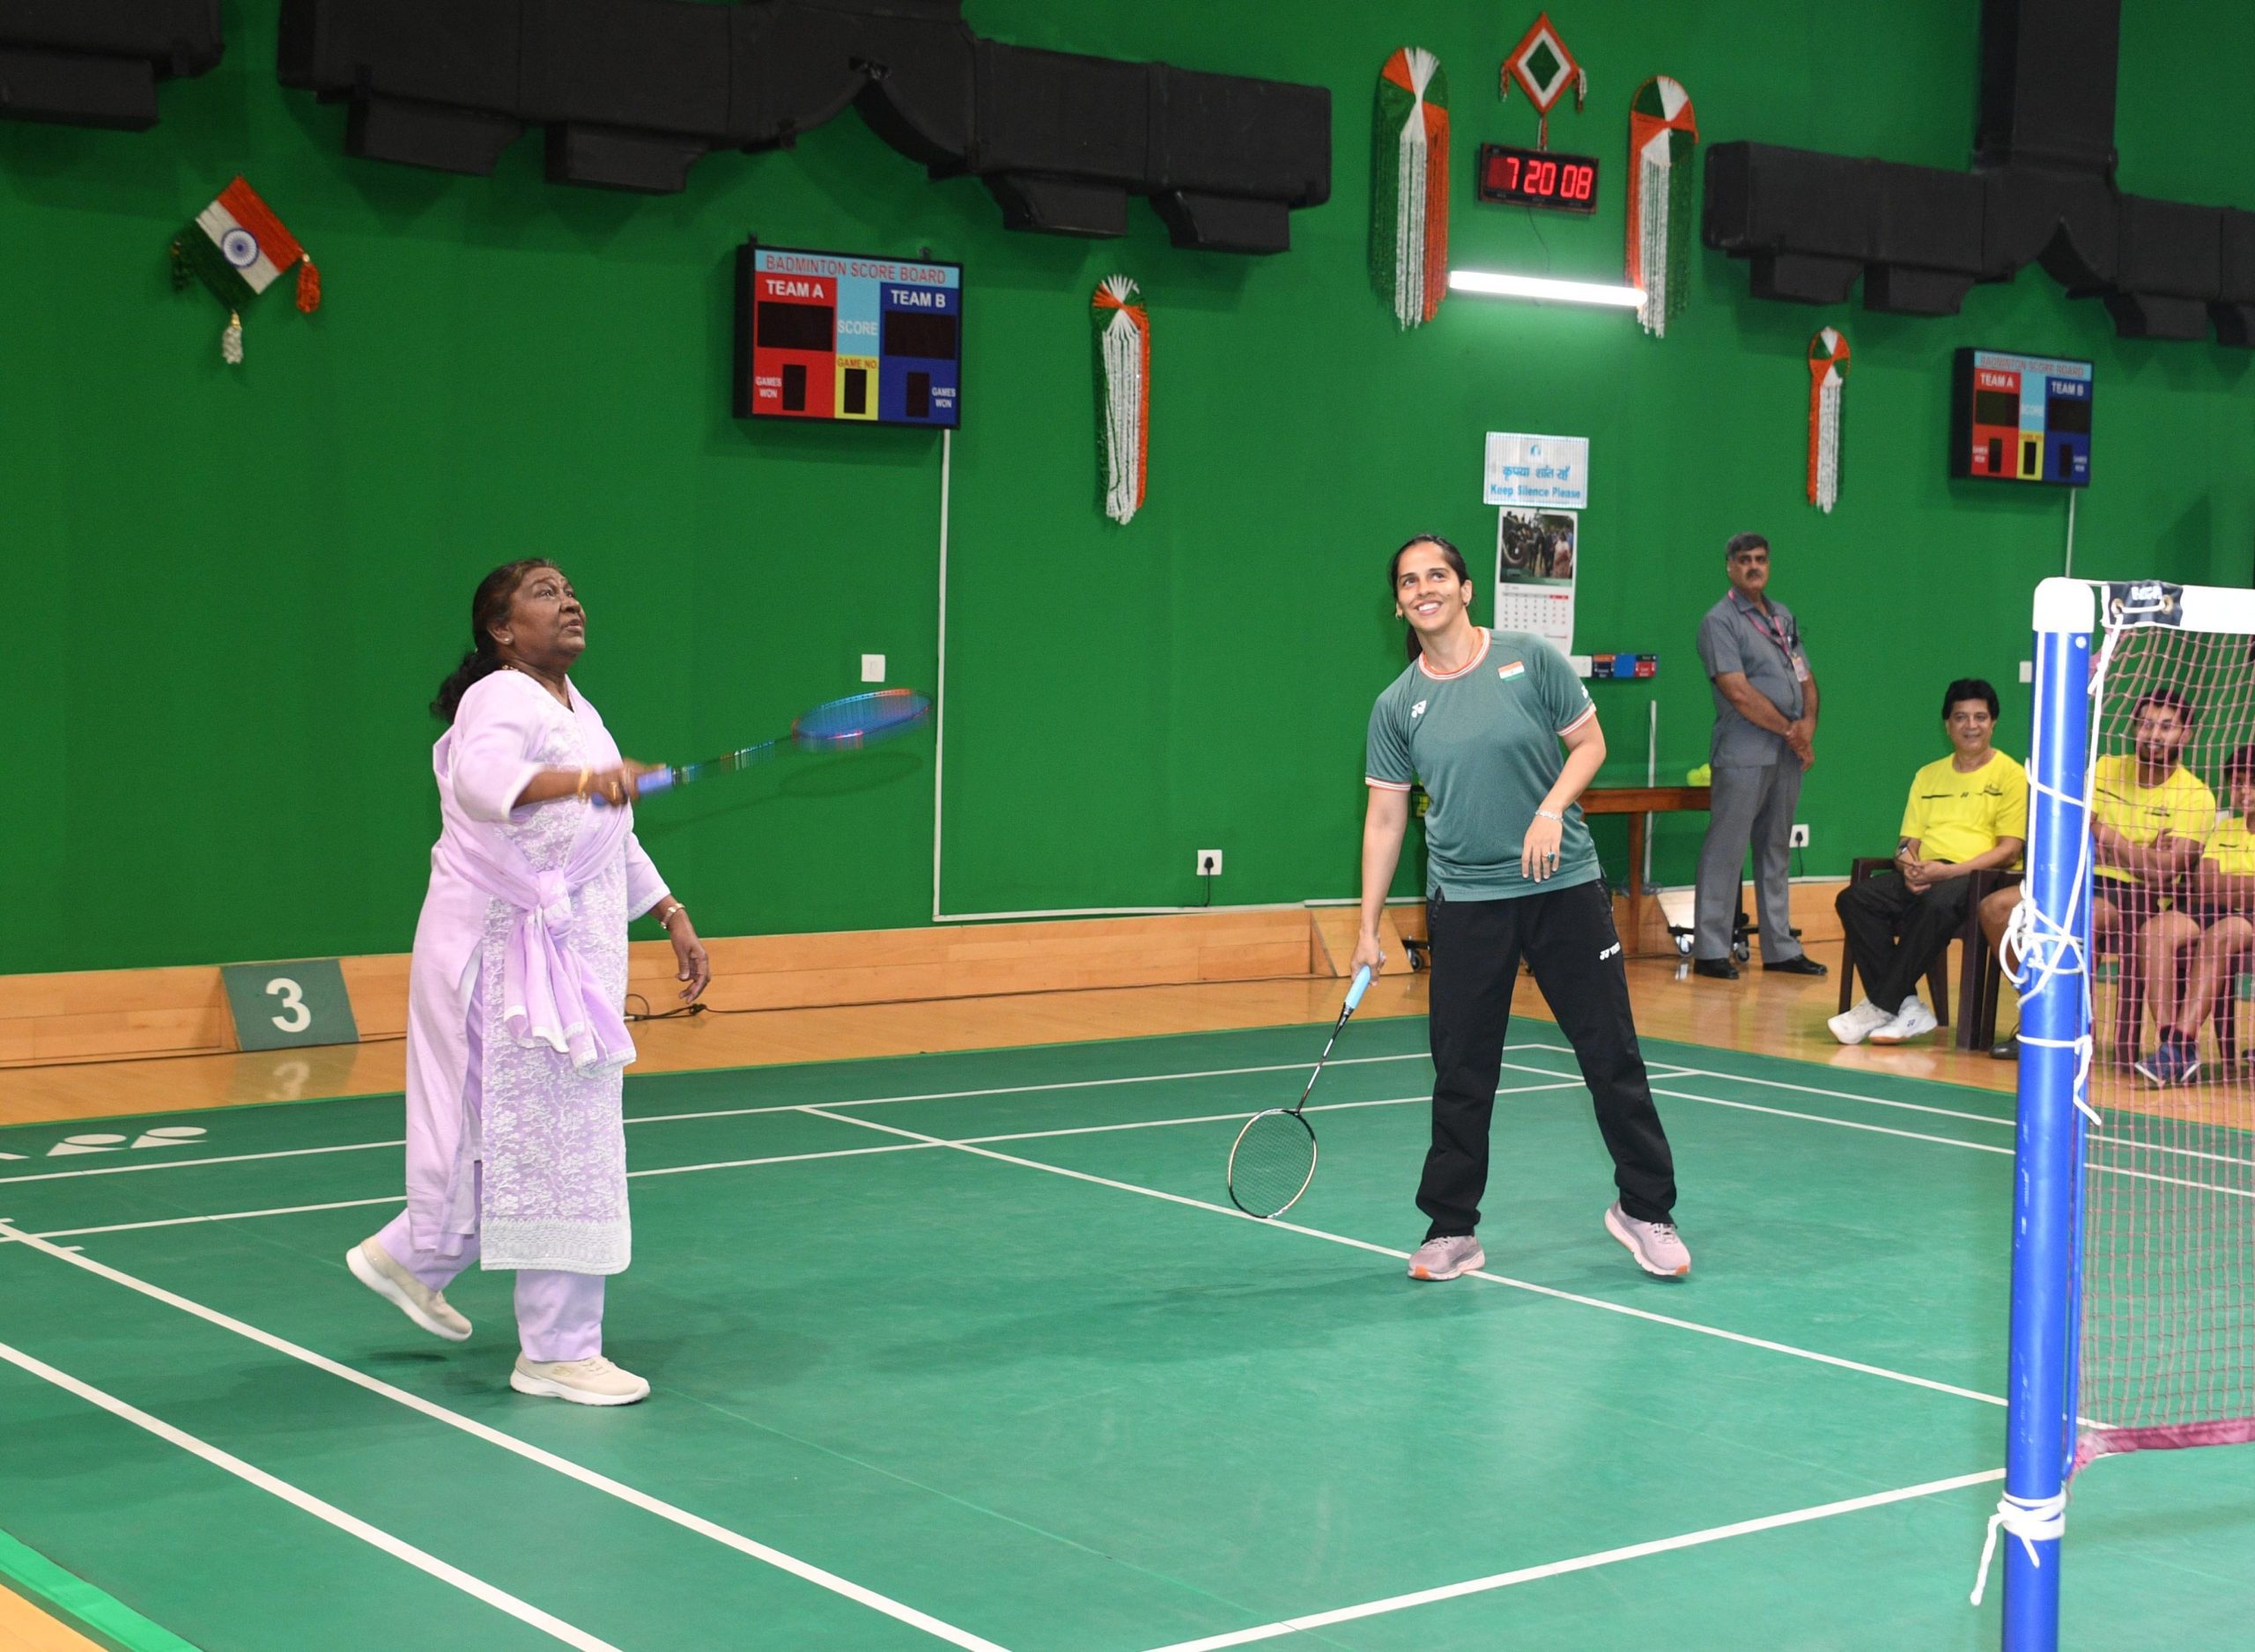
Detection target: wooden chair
<box><xmin>1836</xmin><ymin>860</ymin><xmax>2017</xmax><ymax>1050</ymax></box>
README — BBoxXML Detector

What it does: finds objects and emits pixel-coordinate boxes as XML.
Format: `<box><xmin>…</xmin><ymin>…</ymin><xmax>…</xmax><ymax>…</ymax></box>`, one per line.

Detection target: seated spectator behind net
<box><xmin>2131</xmin><ymin>742</ymin><xmax>2255</xmax><ymax>1087</ymax></box>
<box><xmin>1830</xmin><ymin>679</ymin><xmax>2027</xmax><ymax>1046</ymax></box>
<box><xmin>1978</xmin><ymin>684</ymin><xmax>2216</xmax><ymax>1060</ymax></box>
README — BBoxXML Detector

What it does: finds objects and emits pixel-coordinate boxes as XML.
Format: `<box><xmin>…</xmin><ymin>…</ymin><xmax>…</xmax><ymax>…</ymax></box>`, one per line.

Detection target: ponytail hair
<box><xmin>1389</xmin><ymin>533</ymin><xmax>1471</xmax><ymax>660</ymax></box>
<box><xmin>431</xmin><ymin>558</ymin><xmax>558</xmax><ymax>723</ymax></box>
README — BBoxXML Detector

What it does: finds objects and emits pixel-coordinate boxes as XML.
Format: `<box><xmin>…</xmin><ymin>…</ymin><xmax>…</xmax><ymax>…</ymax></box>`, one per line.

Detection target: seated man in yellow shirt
<box><xmin>1831</xmin><ymin>679</ymin><xmax>2027</xmax><ymax>1045</ymax></box>
<box><xmin>1978</xmin><ymin>684</ymin><xmax>2216</xmax><ymax>1059</ymax></box>
<box><xmin>2133</xmin><ymin>742</ymin><xmax>2255</xmax><ymax>1085</ymax></box>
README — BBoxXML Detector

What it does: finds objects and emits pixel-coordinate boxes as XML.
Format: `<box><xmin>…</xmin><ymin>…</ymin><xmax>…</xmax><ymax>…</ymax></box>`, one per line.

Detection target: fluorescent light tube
<box><xmin>1447</xmin><ymin>269</ymin><xmax>1646</xmax><ymax>307</ymax></box>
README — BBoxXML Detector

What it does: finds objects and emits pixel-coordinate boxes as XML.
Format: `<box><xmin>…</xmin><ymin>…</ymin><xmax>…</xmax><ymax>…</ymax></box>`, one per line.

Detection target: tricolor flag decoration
<box><xmin>1371</xmin><ymin>48</ymin><xmax>1448</xmax><ymax>330</ymax></box>
<box><xmin>1626</xmin><ymin>77</ymin><xmax>1697</xmax><ymax>338</ymax></box>
<box><xmin>1092</xmin><ymin>276</ymin><xmax>1150</xmax><ymax>526</ymax></box>
<box><xmin>171</xmin><ymin>176</ymin><xmax>322</xmax><ymax>365</ymax></box>
<box><xmin>1807</xmin><ymin>328</ymin><xmax>1851</xmax><ymax>513</ymax></box>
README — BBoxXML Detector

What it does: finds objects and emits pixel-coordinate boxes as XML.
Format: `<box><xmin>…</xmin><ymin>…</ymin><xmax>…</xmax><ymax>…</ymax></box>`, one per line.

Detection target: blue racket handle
<box><xmin>591</xmin><ymin>769</ymin><xmax>675</xmax><ymax>808</ymax></box>
<box><xmin>1344</xmin><ymin>964</ymin><xmax>1373</xmax><ymax>1013</ymax></box>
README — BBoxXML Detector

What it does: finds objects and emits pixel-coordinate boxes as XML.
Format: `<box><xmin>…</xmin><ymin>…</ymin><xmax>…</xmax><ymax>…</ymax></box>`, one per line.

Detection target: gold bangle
<box><xmin>574</xmin><ymin>766</ymin><xmax>592</xmax><ymax>800</ymax></box>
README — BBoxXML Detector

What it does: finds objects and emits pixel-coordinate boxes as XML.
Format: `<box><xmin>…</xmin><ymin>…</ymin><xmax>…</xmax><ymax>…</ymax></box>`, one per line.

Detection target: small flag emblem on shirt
<box><xmin>1498</xmin><ymin>661</ymin><xmax>1527</xmax><ymax>681</ymax></box>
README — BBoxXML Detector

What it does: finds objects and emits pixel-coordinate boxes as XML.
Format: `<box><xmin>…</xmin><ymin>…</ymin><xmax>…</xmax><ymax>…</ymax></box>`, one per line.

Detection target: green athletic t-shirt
<box><xmin>1366</xmin><ymin>629</ymin><xmax>1601</xmax><ymax>900</ymax></box>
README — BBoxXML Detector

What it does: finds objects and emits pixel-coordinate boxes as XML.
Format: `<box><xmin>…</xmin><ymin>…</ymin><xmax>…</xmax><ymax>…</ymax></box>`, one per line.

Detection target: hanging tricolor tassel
<box><xmin>174</xmin><ymin>176</ymin><xmax>321</xmax><ymax>365</ymax></box>
<box><xmin>1626</xmin><ymin>77</ymin><xmax>1698</xmax><ymax>338</ymax></box>
<box><xmin>1807</xmin><ymin>328</ymin><xmax>1851</xmax><ymax>513</ymax></box>
<box><xmin>1092</xmin><ymin>276</ymin><xmax>1150</xmax><ymax>526</ymax></box>
<box><xmin>1371</xmin><ymin>48</ymin><xmax>1448</xmax><ymax>330</ymax></box>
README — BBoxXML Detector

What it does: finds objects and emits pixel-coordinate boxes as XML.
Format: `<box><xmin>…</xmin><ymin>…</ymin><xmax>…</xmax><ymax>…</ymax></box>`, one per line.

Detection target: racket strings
<box><xmin>1229</xmin><ymin>1110</ymin><xmax>1318</xmax><ymax>1218</ymax></box>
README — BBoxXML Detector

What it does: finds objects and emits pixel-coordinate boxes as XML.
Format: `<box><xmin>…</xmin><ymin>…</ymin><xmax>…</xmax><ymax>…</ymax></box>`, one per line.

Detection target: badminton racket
<box><xmin>596</xmin><ymin>689</ymin><xmax>931</xmax><ymax>804</ymax></box>
<box><xmin>1226</xmin><ymin>964</ymin><xmax>1373</xmax><ymax>1219</ymax></box>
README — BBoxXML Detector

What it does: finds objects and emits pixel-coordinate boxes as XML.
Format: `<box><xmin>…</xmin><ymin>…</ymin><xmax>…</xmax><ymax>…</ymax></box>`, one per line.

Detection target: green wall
<box><xmin>5</xmin><ymin>1</ymin><xmax>2253</xmax><ymax>974</ymax></box>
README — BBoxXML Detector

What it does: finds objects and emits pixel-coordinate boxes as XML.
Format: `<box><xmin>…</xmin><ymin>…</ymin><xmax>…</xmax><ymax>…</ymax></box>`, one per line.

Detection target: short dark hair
<box><xmin>1941</xmin><ymin>678</ymin><xmax>2000</xmax><ymax>722</ymax></box>
<box><xmin>2132</xmin><ymin>686</ymin><xmax>2199</xmax><ymax>728</ymax></box>
<box><xmin>1725</xmin><ymin>532</ymin><xmax>1769</xmax><ymax>559</ymax></box>
<box><xmin>2225</xmin><ymin>743</ymin><xmax>2255</xmax><ymax>782</ymax></box>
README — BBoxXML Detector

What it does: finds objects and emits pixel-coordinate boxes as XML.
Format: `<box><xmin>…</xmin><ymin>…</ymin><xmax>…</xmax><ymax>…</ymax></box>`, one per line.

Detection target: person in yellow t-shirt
<box><xmin>1830</xmin><ymin>680</ymin><xmax>2028</xmax><ymax>1045</ymax></box>
<box><xmin>2133</xmin><ymin>743</ymin><xmax>2255</xmax><ymax>1085</ymax></box>
<box><xmin>1978</xmin><ymin>685</ymin><xmax>2216</xmax><ymax>1060</ymax></box>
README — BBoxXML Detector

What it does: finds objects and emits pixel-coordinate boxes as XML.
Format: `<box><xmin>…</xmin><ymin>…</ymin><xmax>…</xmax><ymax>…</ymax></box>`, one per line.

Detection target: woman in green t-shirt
<box><xmin>1354</xmin><ymin>535</ymin><xmax>1687</xmax><ymax>1283</ymax></box>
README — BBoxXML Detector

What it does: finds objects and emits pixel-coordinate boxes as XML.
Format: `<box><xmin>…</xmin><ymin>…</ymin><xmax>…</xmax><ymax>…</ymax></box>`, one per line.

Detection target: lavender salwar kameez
<box><xmin>387</xmin><ymin>670</ymin><xmax>669</xmax><ymax>1359</ymax></box>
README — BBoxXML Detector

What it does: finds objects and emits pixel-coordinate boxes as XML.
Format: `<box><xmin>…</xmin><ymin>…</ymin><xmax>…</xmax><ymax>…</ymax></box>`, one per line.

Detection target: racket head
<box><xmin>1226</xmin><ymin>1108</ymin><xmax>1319</xmax><ymax>1219</ymax></box>
<box><xmin>793</xmin><ymin>689</ymin><xmax>933</xmax><ymax>752</ymax></box>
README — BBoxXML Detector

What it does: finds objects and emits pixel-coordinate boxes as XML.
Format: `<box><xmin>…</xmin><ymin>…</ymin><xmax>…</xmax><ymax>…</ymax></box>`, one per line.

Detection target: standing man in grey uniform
<box><xmin>1690</xmin><ymin>534</ymin><xmax>1829</xmax><ymax>979</ymax></box>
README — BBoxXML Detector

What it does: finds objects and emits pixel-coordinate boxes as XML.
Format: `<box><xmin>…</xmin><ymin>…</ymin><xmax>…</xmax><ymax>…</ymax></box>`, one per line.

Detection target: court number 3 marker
<box><xmin>266</xmin><ymin>977</ymin><xmax>311</xmax><ymax>1034</ymax></box>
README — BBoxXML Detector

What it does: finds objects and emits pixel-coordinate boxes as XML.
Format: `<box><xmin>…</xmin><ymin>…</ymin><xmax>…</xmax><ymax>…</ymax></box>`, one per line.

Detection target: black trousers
<box><xmin>1419</xmin><ymin>879</ymin><xmax>1678</xmax><ymax>1238</ymax></box>
<box><xmin>1834</xmin><ymin>871</ymin><xmax>1972</xmax><ymax>1013</ymax></box>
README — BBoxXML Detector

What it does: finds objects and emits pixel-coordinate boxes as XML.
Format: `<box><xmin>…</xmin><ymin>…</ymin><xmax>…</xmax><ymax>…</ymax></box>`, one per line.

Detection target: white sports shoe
<box><xmin>347</xmin><ymin>1237</ymin><xmax>471</xmax><ymax>1342</ymax></box>
<box><xmin>1405</xmin><ymin>1235</ymin><xmax>1485</xmax><ymax>1280</ymax></box>
<box><xmin>510</xmin><ymin>1355</ymin><xmax>651</xmax><ymax>1406</ymax></box>
<box><xmin>1826</xmin><ymin>997</ymin><xmax>1897</xmax><ymax>1046</ymax></box>
<box><xmin>1868</xmin><ymin>996</ymin><xmax>1941</xmax><ymax>1044</ymax></box>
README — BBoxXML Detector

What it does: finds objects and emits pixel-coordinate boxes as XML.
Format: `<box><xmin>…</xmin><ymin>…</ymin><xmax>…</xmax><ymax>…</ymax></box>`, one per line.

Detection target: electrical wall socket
<box><xmin>2019</xmin><ymin>660</ymin><xmax>2034</xmax><ymax>683</ymax></box>
<box><xmin>1195</xmin><ymin>850</ymin><xmax>1224</xmax><ymax>877</ymax></box>
<box><xmin>861</xmin><ymin>653</ymin><xmax>886</xmax><ymax>683</ymax></box>
<box><xmin>1788</xmin><ymin>823</ymin><xmax>1811</xmax><ymax>848</ymax></box>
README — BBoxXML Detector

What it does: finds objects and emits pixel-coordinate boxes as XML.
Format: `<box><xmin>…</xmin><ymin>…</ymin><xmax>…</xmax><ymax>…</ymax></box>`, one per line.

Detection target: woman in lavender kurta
<box><xmin>348</xmin><ymin>559</ymin><xmax>709</xmax><ymax>1406</ymax></box>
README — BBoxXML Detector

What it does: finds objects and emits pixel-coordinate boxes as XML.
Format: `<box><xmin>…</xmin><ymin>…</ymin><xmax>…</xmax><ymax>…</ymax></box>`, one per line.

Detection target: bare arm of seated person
<box><xmin>2193</xmin><ymin>859</ymin><xmax>2255</xmax><ymax>912</ymax></box>
<box><xmin>2091</xmin><ymin>820</ymin><xmax>2200</xmax><ymax>882</ymax></box>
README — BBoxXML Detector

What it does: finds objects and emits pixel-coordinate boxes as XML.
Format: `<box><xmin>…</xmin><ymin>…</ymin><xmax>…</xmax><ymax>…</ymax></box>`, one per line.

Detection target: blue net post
<box><xmin>2002</xmin><ymin>578</ymin><xmax>2095</xmax><ymax>1651</ymax></box>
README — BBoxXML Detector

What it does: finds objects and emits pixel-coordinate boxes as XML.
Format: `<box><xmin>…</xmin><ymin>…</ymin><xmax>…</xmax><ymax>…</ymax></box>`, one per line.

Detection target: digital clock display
<box><xmin>1475</xmin><ymin>144</ymin><xmax>1600</xmax><ymax>213</ymax></box>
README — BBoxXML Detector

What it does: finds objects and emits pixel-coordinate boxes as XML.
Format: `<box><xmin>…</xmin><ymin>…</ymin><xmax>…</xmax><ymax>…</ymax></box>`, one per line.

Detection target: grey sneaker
<box><xmin>1406</xmin><ymin>1234</ymin><xmax>1485</xmax><ymax>1280</ymax></box>
<box><xmin>511</xmin><ymin>1354</ymin><xmax>651</xmax><ymax>1406</ymax></box>
<box><xmin>347</xmin><ymin>1237</ymin><xmax>471</xmax><ymax>1341</ymax></box>
<box><xmin>1605</xmin><ymin>1204</ymin><xmax>1691</xmax><ymax>1278</ymax></box>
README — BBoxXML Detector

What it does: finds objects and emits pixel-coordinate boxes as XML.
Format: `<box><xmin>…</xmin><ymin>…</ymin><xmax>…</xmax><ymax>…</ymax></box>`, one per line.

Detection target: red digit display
<box><xmin>1474</xmin><ymin>144</ymin><xmax>1601</xmax><ymax>215</ymax></box>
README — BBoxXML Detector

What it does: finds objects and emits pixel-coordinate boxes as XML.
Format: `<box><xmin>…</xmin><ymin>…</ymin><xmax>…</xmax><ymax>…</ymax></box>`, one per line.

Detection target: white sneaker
<box><xmin>347</xmin><ymin>1237</ymin><xmax>471</xmax><ymax>1342</ymax></box>
<box><xmin>510</xmin><ymin>1355</ymin><xmax>651</xmax><ymax>1406</ymax></box>
<box><xmin>1867</xmin><ymin>996</ymin><xmax>1940</xmax><ymax>1044</ymax></box>
<box><xmin>1826</xmin><ymin>997</ymin><xmax>1896</xmax><ymax>1046</ymax></box>
<box><xmin>1405</xmin><ymin>1235</ymin><xmax>1485</xmax><ymax>1280</ymax></box>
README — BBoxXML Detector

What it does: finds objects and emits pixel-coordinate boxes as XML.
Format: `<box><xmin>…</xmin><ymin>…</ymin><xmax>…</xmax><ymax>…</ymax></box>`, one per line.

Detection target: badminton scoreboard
<box><xmin>735</xmin><ymin>242</ymin><xmax>961</xmax><ymax>429</ymax></box>
<box><xmin>1950</xmin><ymin>348</ymin><xmax>2092</xmax><ymax>486</ymax></box>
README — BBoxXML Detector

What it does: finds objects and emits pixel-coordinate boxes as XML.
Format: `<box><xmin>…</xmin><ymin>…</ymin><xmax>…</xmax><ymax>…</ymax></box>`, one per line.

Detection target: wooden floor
<box><xmin>0</xmin><ymin>956</ymin><xmax>2016</xmax><ymax>1129</ymax></box>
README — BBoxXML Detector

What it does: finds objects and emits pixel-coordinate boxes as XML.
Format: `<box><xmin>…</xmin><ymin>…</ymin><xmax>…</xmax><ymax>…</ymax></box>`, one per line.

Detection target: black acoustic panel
<box><xmin>348</xmin><ymin>96</ymin><xmax>521</xmax><ymax>176</ymax></box>
<box><xmin>278</xmin><ymin>0</ymin><xmax>520</xmax><ymax>113</ymax></box>
<box><xmin>0</xmin><ymin>0</ymin><xmax>220</xmax><ymax>129</ymax></box>
<box><xmin>970</xmin><ymin>43</ymin><xmax>1148</xmax><ymax>183</ymax></box>
<box><xmin>981</xmin><ymin>173</ymin><xmax>1129</xmax><ymax>239</ymax></box>
<box><xmin>1150</xmin><ymin>190</ymin><xmax>1290</xmax><ymax>254</ymax></box>
<box><xmin>520</xmin><ymin>0</ymin><xmax>730</xmax><ymax>136</ymax></box>
<box><xmin>1150</xmin><ymin>67</ymin><xmax>1328</xmax><ymax>205</ymax></box>
<box><xmin>275</xmin><ymin>0</ymin><xmax>1327</xmax><ymax>251</ymax></box>
<box><xmin>0</xmin><ymin>47</ymin><xmax>158</xmax><ymax>129</ymax></box>
<box><xmin>545</xmin><ymin>122</ymin><xmax>707</xmax><ymax>192</ymax></box>
<box><xmin>1864</xmin><ymin>265</ymin><xmax>1978</xmax><ymax>316</ymax></box>
<box><xmin>1705</xmin><ymin>0</ymin><xmax>2252</xmax><ymax>344</ymax></box>
<box><xmin>2115</xmin><ymin>194</ymin><xmax>2222</xmax><ymax>299</ymax></box>
<box><xmin>1975</xmin><ymin>0</ymin><xmax>2120</xmax><ymax>175</ymax></box>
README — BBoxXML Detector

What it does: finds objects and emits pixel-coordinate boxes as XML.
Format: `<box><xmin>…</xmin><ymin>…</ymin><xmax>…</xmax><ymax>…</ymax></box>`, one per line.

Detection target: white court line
<box><xmin>0</xmin><ymin>1053</ymin><xmax>1437</xmax><ymax>1187</ymax></box>
<box><xmin>622</xmin><ymin>1051</ymin><xmax>1431</xmax><ymax>1128</ymax></box>
<box><xmin>1136</xmin><ymin>1467</ymin><xmax>2006</xmax><ymax>1651</ymax></box>
<box><xmin>1648</xmin><ymin>1088</ymin><xmax>2014</xmax><ymax>1157</ymax></box>
<box><xmin>0</xmin><ymin>1138</ymin><xmax>404</xmax><ymax>1187</ymax></box>
<box><xmin>0</xmin><ymin>1223</ymin><xmax>1013</xmax><ymax>1652</ymax></box>
<box><xmin>1503</xmin><ymin>1048</ymin><xmax>2013</xmax><ymax>1129</ymax></box>
<box><xmin>797</xmin><ymin>1110</ymin><xmax>2009</xmax><ymax>1411</ymax></box>
<box><xmin>12</xmin><ymin>1088</ymin><xmax>1592</xmax><ymax>1242</ymax></box>
<box><xmin>0</xmin><ymin>1337</ymin><xmax>623</xmax><ymax>1652</ymax></box>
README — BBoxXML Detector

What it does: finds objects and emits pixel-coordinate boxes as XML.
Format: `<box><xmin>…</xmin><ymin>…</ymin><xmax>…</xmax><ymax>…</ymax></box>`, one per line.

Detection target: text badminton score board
<box><xmin>734</xmin><ymin>243</ymin><xmax>962</xmax><ymax>429</ymax></box>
